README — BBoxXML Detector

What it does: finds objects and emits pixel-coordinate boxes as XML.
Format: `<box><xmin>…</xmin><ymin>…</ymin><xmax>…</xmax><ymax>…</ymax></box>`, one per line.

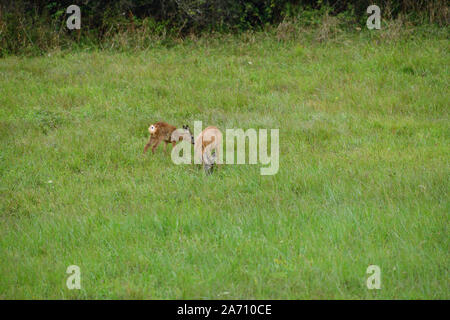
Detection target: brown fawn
<box><xmin>194</xmin><ymin>126</ymin><xmax>223</xmax><ymax>173</ymax></box>
<box><xmin>143</xmin><ymin>122</ymin><xmax>194</xmax><ymax>154</ymax></box>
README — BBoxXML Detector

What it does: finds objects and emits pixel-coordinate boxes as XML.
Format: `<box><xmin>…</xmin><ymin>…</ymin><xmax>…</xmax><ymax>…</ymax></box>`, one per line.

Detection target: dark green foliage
<box><xmin>0</xmin><ymin>0</ymin><xmax>448</xmax><ymax>55</ymax></box>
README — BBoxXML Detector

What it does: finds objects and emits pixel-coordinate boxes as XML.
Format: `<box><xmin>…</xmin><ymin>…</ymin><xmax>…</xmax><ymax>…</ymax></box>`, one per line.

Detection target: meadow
<box><xmin>0</xmin><ymin>28</ymin><xmax>448</xmax><ymax>299</ymax></box>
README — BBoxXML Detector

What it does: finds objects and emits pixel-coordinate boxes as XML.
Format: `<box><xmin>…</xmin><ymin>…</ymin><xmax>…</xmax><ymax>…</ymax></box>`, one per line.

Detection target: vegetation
<box><xmin>0</xmin><ymin>0</ymin><xmax>448</xmax><ymax>56</ymax></box>
<box><xmin>0</xmin><ymin>1</ymin><xmax>448</xmax><ymax>299</ymax></box>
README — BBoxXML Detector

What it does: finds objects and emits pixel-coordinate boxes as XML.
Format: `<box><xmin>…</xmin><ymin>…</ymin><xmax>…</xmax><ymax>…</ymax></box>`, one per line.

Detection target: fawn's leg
<box><xmin>143</xmin><ymin>136</ymin><xmax>155</xmax><ymax>154</ymax></box>
<box><xmin>152</xmin><ymin>138</ymin><xmax>162</xmax><ymax>154</ymax></box>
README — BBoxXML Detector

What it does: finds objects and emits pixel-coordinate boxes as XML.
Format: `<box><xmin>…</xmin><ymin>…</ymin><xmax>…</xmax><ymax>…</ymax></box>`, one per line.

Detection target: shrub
<box><xmin>0</xmin><ymin>0</ymin><xmax>447</xmax><ymax>56</ymax></box>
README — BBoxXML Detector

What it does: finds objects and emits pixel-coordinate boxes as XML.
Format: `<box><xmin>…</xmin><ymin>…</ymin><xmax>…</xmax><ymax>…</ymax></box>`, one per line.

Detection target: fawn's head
<box><xmin>203</xmin><ymin>152</ymin><xmax>216</xmax><ymax>175</ymax></box>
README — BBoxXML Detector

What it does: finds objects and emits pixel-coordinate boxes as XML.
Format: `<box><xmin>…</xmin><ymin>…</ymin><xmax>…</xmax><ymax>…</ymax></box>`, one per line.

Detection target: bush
<box><xmin>0</xmin><ymin>0</ymin><xmax>447</xmax><ymax>56</ymax></box>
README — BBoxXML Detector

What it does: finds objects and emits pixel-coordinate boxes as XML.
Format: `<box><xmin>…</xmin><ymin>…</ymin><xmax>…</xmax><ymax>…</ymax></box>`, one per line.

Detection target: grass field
<box><xmin>0</xmin><ymin>30</ymin><xmax>448</xmax><ymax>299</ymax></box>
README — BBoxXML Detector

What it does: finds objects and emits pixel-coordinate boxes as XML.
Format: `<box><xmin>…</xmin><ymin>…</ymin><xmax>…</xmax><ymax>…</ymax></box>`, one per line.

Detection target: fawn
<box><xmin>144</xmin><ymin>122</ymin><xmax>194</xmax><ymax>154</ymax></box>
<box><xmin>194</xmin><ymin>126</ymin><xmax>223</xmax><ymax>173</ymax></box>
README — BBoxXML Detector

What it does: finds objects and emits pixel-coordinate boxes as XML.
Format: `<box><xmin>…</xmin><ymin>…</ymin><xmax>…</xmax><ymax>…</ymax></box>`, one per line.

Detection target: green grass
<box><xmin>0</xmin><ymin>31</ymin><xmax>448</xmax><ymax>299</ymax></box>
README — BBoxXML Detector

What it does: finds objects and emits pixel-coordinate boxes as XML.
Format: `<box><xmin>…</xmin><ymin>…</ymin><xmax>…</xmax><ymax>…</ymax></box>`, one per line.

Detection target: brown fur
<box><xmin>194</xmin><ymin>126</ymin><xmax>223</xmax><ymax>168</ymax></box>
<box><xmin>143</xmin><ymin>121</ymin><xmax>177</xmax><ymax>154</ymax></box>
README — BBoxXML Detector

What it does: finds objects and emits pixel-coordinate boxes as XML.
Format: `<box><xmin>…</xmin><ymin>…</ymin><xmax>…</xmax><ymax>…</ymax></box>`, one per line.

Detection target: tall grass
<box><xmin>0</xmin><ymin>1</ymin><xmax>448</xmax><ymax>56</ymax></box>
<box><xmin>0</xmin><ymin>24</ymin><xmax>448</xmax><ymax>298</ymax></box>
